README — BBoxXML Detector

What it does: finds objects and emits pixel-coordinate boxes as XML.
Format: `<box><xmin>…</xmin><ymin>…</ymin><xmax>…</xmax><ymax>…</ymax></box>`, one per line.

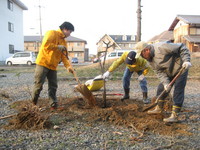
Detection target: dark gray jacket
<box><xmin>149</xmin><ymin>42</ymin><xmax>190</xmax><ymax>85</ymax></box>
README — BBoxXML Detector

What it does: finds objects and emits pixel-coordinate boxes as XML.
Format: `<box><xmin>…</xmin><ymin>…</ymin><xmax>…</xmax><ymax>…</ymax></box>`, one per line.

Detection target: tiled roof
<box><xmin>169</xmin><ymin>15</ymin><xmax>200</xmax><ymax>31</ymax></box>
<box><xmin>66</xmin><ymin>36</ymin><xmax>87</xmax><ymax>44</ymax></box>
<box><xmin>24</xmin><ymin>35</ymin><xmax>87</xmax><ymax>44</ymax></box>
<box><xmin>109</xmin><ymin>35</ymin><xmax>136</xmax><ymax>43</ymax></box>
<box><xmin>177</xmin><ymin>15</ymin><xmax>200</xmax><ymax>24</ymax></box>
<box><xmin>24</xmin><ymin>36</ymin><xmax>42</xmax><ymax>42</ymax></box>
<box><xmin>148</xmin><ymin>31</ymin><xmax>173</xmax><ymax>42</ymax></box>
<box><xmin>183</xmin><ymin>35</ymin><xmax>200</xmax><ymax>43</ymax></box>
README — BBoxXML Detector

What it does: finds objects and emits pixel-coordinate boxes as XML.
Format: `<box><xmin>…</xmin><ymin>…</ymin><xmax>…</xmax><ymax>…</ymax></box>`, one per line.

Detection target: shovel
<box><xmin>142</xmin><ymin>67</ymin><xmax>185</xmax><ymax>112</ymax></box>
<box><xmin>72</xmin><ymin>69</ymin><xmax>96</xmax><ymax>107</ymax></box>
<box><xmin>61</xmin><ymin>50</ymin><xmax>96</xmax><ymax>107</ymax></box>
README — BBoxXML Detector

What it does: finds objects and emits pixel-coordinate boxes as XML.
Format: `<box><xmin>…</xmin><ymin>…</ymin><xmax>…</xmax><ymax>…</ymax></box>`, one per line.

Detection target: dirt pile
<box><xmin>6</xmin><ymin>101</ymin><xmax>51</xmax><ymax>130</ymax></box>
<box><xmin>4</xmin><ymin>96</ymin><xmax>188</xmax><ymax>135</ymax></box>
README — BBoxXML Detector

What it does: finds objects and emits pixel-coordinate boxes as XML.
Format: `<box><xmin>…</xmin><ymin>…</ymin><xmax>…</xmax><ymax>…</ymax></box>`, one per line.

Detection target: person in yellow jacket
<box><xmin>32</xmin><ymin>21</ymin><xmax>74</xmax><ymax>109</ymax></box>
<box><xmin>103</xmin><ymin>51</ymin><xmax>150</xmax><ymax>104</ymax></box>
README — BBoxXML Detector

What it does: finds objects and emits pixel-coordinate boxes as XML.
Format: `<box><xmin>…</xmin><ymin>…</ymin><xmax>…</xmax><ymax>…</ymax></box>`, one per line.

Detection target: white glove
<box><xmin>164</xmin><ymin>84</ymin><xmax>172</xmax><ymax>93</ymax></box>
<box><xmin>85</xmin><ymin>79</ymin><xmax>93</xmax><ymax>86</ymax></box>
<box><xmin>103</xmin><ymin>71</ymin><xmax>110</xmax><ymax>79</ymax></box>
<box><xmin>58</xmin><ymin>45</ymin><xmax>67</xmax><ymax>51</ymax></box>
<box><xmin>138</xmin><ymin>74</ymin><xmax>145</xmax><ymax>81</ymax></box>
<box><xmin>182</xmin><ymin>62</ymin><xmax>192</xmax><ymax>70</ymax></box>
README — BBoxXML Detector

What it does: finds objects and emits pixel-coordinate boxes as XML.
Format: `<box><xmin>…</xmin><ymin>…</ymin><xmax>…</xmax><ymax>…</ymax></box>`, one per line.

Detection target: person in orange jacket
<box><xmin>32</xmin><ymin>21</ymin><xmax>74</xmax><ymax>109</ymax></box>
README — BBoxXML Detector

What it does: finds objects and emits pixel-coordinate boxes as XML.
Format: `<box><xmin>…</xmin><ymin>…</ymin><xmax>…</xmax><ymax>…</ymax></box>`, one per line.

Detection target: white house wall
<box><xmin>0</xmin><ymin>0</ymin><xmax>25</xmax><ymax>62</ymax></box>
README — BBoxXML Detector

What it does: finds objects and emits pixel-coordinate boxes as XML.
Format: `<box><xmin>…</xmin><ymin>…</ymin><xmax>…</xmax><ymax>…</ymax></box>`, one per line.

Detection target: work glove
<box><xmin>182</xmin><ymin>62</ymin><xmax>192</xmax><ymax>70</ymax></box>
<box><xmin>143</xmin><ymin>69</ymin><xmax>148</xmax><ymax>75</ymax></box>
<box><xmin>164</xmin><ymin>84</ymin><xmax>172</xmax><ymax>93</ymax></box>
<box><xmin>58</xmin><ymin>45</ymin><xmax>67</xmax><ymax>51</ymax></box>
<box><xmin>103</xmin><ymin>71</ymin><xmax>110</xmax><ymax>79</ymax></box>
<box><xmin>138</xmin><ymin>74</ymin><xmax>145</xmax><ymax>81</ymax></box>
<box><xmin>67</xmin><ymin>67</ymin><xmax>74</xmax><ymax>74</ymax></box>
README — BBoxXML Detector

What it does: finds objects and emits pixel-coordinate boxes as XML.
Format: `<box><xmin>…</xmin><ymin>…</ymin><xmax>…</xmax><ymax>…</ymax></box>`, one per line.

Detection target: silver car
<box><xmin>5</xmin><ymin>52</ymin><xmax>36</xmax><ymax>66</ymax></box>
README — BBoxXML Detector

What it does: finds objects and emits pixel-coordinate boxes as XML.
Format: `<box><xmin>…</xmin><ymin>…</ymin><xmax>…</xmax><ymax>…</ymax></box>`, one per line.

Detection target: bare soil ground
<box><xmin>0</xmin><ymin>71</ymin><xmax>200</xmax><ymax>149</ymax></box>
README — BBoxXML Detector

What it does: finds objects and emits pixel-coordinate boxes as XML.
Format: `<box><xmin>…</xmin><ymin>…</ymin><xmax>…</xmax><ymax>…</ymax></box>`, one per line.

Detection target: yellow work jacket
<box><xmin>36</xmin><ymin>29</ymin><xmax>71</xmax><ymax>70</ymax></box>
<box><xmin>108</xmin><ymin>51</ymin><xmax>149</xmax><ymax>74</ymax></box>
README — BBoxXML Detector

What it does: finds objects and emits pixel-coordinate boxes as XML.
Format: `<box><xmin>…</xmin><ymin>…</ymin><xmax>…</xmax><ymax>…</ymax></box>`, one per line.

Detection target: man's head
<box><xmin>135</xmin><ymin>41</ymin><xmax>148</xmax><ymax>58</ymax></box>
<box><xmin>125</xmin><ymin>51</ymin><xmax>136</xmax><ymax>65</ymax></box>
<box><xmin>141</xmin><ymin>47</ymin><xmax>151</xmax><ymax>60</ymax></box>
<box><xmin>59</xmin><ymin>22</ymin><xmax>74</xmax><ymax>37</ymax></box>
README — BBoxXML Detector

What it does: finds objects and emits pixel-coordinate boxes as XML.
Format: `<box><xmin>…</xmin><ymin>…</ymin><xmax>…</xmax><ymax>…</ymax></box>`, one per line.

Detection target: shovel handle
<box><xmin>72</xmin><ymin>70</ymin><xmax>81</xmax><ymax>85</ymax></box>
<box><xmin>156</xmin><ymin>67</ymin><xmax>185</xmax><ymax>100</ymax></box>
<box><xmin>143</xmin><ymin>67</ymin><xmax>185</xmax><ymax>112</ymax></box>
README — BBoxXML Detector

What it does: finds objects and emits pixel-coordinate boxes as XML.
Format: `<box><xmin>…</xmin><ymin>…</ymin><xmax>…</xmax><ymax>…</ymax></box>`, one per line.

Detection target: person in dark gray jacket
<box><xmin>135</xmin><ymin>41</ymin><xmax>192</xmax><ymax>123</ymax></box>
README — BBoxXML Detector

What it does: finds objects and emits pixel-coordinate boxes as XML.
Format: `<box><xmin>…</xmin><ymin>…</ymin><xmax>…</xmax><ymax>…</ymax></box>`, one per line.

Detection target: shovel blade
<box><xmin>75</xmin><ymin>84</ymin><xmax>96</xmax><ymax>106</ymax></box>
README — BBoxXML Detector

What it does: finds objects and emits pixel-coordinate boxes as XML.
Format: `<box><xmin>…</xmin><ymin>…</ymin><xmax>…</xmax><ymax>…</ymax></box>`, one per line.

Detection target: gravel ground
<box><xmin>0</xmin><ymin>72</ymin><xmax>200</xmax><ymax>149</ymax></box>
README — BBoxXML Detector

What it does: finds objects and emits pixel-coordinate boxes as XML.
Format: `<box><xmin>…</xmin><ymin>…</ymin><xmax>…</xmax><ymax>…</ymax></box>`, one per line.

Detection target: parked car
<box><xmin>71</xmin><ymin>57</ymin><xmax>78</xmax><ymax>63</ymax></box>
<box><xmin>92</xmin><ymin>58</ymin><xmax>99</xmax><ymax>63</ymax></box>
<box><xmin>100</xmin><ymin>49</ymin><xmax>135</xmax><ymax>62</ymax></box>
<box><xmin>5</xmin><ymin>51</ymin><xmax>36</xmax><ymax>66</ymax></box>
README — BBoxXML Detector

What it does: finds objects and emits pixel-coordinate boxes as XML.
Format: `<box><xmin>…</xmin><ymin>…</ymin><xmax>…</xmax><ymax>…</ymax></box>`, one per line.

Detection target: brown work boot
<box><xmin>147</xmin><ymin>105</ymin><xmax>162</xmax><ymax>114</ymax></box>
<box><xmin>163</xmin><ymin>105</ymin><xmax>181</xmax><ymax>123</ymax></box>
<box><xmin>147</xmin><ymin>99</ymin><xmax>165</xmax><ymax>114</ymax></box>
<box><xmin>163</xmin><ymin>112</ymin><xmax>178</xmax><ymax>122</ymax></box>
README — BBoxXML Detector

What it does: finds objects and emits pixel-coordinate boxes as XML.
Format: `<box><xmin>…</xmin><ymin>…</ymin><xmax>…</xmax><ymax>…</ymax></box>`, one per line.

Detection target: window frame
<box><xmin>8</xmin><ymin>22</ymin><xmax>14</xmax><ymax>32</ymax></box>
<box><xmin>7</xmin><ymin>0</ymin><xmax>13</xmax><ymax>11</ymax></box>
<box><xmin>9</xmin><ymin>44</ymin><xmax>14</xmax><ymax>54</ymax></box>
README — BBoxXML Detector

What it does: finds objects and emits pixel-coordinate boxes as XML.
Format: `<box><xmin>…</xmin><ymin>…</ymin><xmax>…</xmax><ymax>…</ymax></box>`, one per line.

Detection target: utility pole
<box><xmin>136</xmin><ymin>0</ymin><xmax>142</xmax><ymax>42</ymax></box>
<box><xmin>38</xmin><ymin>0</ymin><xmax>43</xmax><ymax>42</ymax></box>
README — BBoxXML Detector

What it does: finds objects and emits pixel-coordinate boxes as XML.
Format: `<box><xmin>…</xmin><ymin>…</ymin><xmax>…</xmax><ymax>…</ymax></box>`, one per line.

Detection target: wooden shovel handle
<box><xmin>143</xmin><ymin>67</ymin><xmax>185</xmax><ymax>112</ymax></box>
<box><xmin>72</xmin><ymin>69</ymin><xmax>81</xmax><ymax>85</ymax></box>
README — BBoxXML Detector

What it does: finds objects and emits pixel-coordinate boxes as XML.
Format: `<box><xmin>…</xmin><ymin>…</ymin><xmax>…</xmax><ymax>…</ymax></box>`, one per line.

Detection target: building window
<box><xmin>190</xmin><ymin>28</ymin><xmax>200</xmax><ymax>35</ymax></box>
<box><xmin>77</xmin><ymin>43</ymin><xmax>81</xmax><ymax>46</ymax></box>
<box><xmin>9</xmin><ymin>44</ymin><xmax>14</xmax><ymax>54</ymax></box>
<box><xmin>197</xmin><ymin>28</ymin><xmax>200</xmax><ymax>35</ymax></box>
<box><xmin>131</xmin><ymin>35</ymin><xmax>136</xmax><ymax>41</ymax></box>
<box><xmin>122</xmin><ymin>35</ymin><xmax>127</xmax><ymax>41</ymax></box>
<box><xmin>7</xmin><ymin>0</ymin><xmax>13</xmax><ymax>11</ymax></box>
<box><xmin>8</xmin><ymin>22</ymin><xmax>14</xmax><ymax>32</ymax></box>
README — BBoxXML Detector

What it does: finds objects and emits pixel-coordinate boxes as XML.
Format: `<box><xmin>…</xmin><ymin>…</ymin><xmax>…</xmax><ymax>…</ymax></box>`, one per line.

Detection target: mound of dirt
<box><xmin>6</xmin><ymin>101</ymin><xmax>51</xmax><ymax>130</ymax></box>
<box><xmin>5</xmin><ymin>96</ymin><xmax>188</xmax><ymax>136</ymax></box>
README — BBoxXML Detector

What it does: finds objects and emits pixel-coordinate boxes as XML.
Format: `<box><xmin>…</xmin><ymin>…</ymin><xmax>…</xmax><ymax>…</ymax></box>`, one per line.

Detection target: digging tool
<box><xmin>61</xmin><ymin>49</ymin><xmax>96</xmax><ymax>107</ymax></box>
<box><xmin>72</xmin><ymin>68</ymin><xmax>96</xmax><ymax>107</ymax></box>
<box><xmin>142</xmin><ymin>67</ymin><xmax>185</xmax><ymax>112</ymax></box>
<box><xmin>98</xmin><ymin>41</ymin><xmax>114</xmax><ymax>107</ymax></box>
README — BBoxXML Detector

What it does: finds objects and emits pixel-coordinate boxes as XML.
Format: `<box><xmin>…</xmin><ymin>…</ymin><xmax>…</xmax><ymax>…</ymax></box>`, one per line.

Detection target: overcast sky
<box><xmin>21</xmin><ymin>0</ymin><xmax>200</xmax><ymax>54</ymax></box>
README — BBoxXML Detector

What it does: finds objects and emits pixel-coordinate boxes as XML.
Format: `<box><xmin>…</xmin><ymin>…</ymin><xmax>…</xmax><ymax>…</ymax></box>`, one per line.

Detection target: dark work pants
<box><xmin>157</xmin><ymin>70</ymin><xmax>188</xmax><ymax>107</ymax></box>
<box><xmin>32</xmin><ymin>65</ymin><xmax>58</xmax><ymax>104</ymax></box>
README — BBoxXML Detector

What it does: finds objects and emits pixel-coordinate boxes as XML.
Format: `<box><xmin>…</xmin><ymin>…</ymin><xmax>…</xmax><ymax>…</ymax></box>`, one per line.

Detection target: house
<box><xmin>168</xmin><ymin>15</ymin><xmax>200</xmax><ymax>52</ymax></box>
<box><xmin>0</xmin><ymin>0</ymin><xmax>28</xmax><ymax>62</ymax></box>
<box><xmin>24</xmin><ymin>35</ymin><xmax>88</xmax><ymax>62</ymax></box>
<box><xmin>24</xmin><ymin>36</ymin><xmax>42</xmax><ymax>52</ymax></box>
<box><xmin>66</xmin><ymin>36</ymin><xmax>88</xmax><ymax>62</ymax></box>
<box><xmin>148</xmin><ymin>30</ymin><xmax>174</xmax><ymax>44</ymax></box>
<box><xmin>97</xmin><ymin>34</ymin><xmax>137</xmax><ymax>54</ymax></box>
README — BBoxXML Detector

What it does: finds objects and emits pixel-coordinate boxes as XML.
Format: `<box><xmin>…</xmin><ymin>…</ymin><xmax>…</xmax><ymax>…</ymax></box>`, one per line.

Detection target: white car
<box><xmin>100</xmin><ymin>49</ymin><xmax>135</xmax><ymax>62</ymax></box>
<box><xmin>5</xmin><ymin>52</ymin><xmax>36</xmax><ymax>66</ymax></box>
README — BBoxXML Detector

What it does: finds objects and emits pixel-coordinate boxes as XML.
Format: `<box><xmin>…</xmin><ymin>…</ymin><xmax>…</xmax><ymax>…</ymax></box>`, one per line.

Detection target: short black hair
<box><xmin>59</xmin><ymin>22</ymin><xmax>74</xmax><ymax>31</ymax></box>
